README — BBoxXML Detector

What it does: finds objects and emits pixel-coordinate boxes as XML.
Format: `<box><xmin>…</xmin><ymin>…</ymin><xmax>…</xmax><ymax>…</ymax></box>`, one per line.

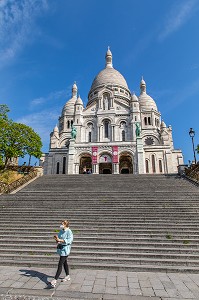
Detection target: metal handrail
<box><xmin>0</xmin><ymin>170</ymin><xmax>38</xmax><ymax>194</ymax></box>
<box><xmin>185</xmin><ymin>164</ymin><xmax>199</xmax><ymax>183</ymax></box>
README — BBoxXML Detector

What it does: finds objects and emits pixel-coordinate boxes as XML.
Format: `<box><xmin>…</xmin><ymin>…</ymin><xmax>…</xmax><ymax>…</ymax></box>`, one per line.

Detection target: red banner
<box><xmin>112</xmin><ymin>146</ymin><xmax>118</xmax><ymax>163</ymax></box>
<box><xmin>92</xmin><ymin>146</ymin><xmax>98</xmax><ymax>164</ymax></box>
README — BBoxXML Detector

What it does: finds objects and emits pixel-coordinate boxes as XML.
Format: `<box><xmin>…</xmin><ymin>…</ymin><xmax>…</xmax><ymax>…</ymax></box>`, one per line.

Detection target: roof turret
<box><xmin>62</xmin><ymin>82</ymin><xmax>78</xmax><ymax>115</ymax></box>
<box><xmin>138</xmin><ymin>77</ymin><xmax>157</xmax><ymax>111</ymax></box>
<box><xmin>75</xmin><ymin>95</ymin><xmax>83</xmax><ymax>105</ymax></box>
<box><xmin>131</xmin><ymin>92</ymin><xmax>138</xmax><ymax>102</ymax></box>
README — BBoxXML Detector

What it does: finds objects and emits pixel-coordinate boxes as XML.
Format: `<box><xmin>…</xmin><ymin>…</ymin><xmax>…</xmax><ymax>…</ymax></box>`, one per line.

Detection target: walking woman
<box><xmin>50</xmin><ymin>220</ymin><xmax>73</xmax><ymax>288</ymax></box>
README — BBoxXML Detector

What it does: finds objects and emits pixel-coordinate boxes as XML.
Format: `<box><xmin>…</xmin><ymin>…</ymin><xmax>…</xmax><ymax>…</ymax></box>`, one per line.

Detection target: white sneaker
<box><xmin>50</xmin><ymin>279</ymin><xmax>57</xmax><ymax>287</ymax></box>
<box><xmin>61</xmin><ymin>275</ymin><xmax>70</xmax><ymax>282</ymax></box>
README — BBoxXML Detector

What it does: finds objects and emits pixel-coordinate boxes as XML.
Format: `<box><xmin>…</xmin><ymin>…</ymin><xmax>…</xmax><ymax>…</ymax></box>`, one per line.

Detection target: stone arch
<box><xmin>116</xmin><ymin>117</ymin><xmax>128</xmax><ymax>126</ymax></box>
<box><xmin>101</xmin><ymin>118</ymin><xmax>112</xmax><ymax>140</ymax></box>
<box><xmin>78</xmin><ymin>152</ymin><xmax>92</xmax><ymax>174</ymax></box>
<box><xmin>150</xmin><ymin>153</ymin><xmax>157</xmax><ymax>173</ymax></box>
<box><xmin>119</xmin><ymin>151</ymin><xmax>133</xmax><ymax>174</ymax></box>
<box><xmin>98</xmin><ymin>151</ymin><xmax>112</xmax><ymax>174</ymax></box>
<box><xmin>86</xmin><ymin>122</ymin><xmax>94</xmax><ymax>142</ymax></box>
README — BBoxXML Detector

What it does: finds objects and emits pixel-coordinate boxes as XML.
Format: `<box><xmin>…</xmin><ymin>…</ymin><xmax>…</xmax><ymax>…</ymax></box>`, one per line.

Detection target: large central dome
<box><xmin>91</xmin><ymin>68</ymin><xmax>128</xmax><ymax>90</ymax></box>
<box><xmin>90</xmin><ymin>48</ymin><xmax>128</xmax><ymax>92</ymax></box>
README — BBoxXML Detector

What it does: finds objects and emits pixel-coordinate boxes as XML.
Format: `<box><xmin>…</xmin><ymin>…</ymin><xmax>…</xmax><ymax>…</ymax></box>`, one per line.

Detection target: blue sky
<box><xmin>0</xmin><ymin>0</ymin><xmax>199</xmax><ymax>165</ymax></box>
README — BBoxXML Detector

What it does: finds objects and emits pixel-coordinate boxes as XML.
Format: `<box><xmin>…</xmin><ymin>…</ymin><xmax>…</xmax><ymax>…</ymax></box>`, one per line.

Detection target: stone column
<box><xmin>92</xmin><ymin>163</ymin><xmax>99</xmax><ymax>174</ymax></box>
<box><xmin>75</xmin><ymin>163</ymin><xmax>79</xmax><ymax>174</ymax></box>
<box><xmin>111</xmin><ymin>125</ymin><xmax>115</xmax><ymax>141</ymax></box>
<box><xmin>68</xmin><ymin>139</ymin><xmax>75</xmax><ymax>174</ymax></box>
<box><xmin>136</xmin><ymin>137</ymin><xmax>145</xmax><ymax>174</ymax></box>
<box><xmin>113</xmin><ymin>163</ymin><xmax>119</xmax><ymax>174</ymax></box>
<box><xmin>97</xmin><ymin>126</ymin><xmax>100</xmax><ymax>142</ymax></box>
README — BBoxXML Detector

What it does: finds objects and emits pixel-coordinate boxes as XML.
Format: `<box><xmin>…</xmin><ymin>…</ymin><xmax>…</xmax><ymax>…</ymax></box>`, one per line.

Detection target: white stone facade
<box><xmin>42</xmin><ymin>49</ymin><xmax>184</xmax><ymax>175</ymax></box>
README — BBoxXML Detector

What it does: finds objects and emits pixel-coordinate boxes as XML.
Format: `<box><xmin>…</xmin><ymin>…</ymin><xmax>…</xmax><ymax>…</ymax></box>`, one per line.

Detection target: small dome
<box><xmin>62</xmin><ymin>83</ymin><xmax>78</xmax><ymax>115</ymax></box>
<box><xmin>131</xmin><ymin>93</ymin><xmax>138</xmax><ymax>102</ymax></box>
<box><xmin>54</xmin><ymin>124</ymin><xmax>59</xmax><ymax>132</ymax></box>
<box><xmin>161</xmin><ymin>119</ymin><xmax>166</xmax><ymax>129</ymax></box>
<box><xmin>76</xmin><ymin>95</ymin><xmax>83</xmax><ymax>105</ymax></box>
<box><xmin>62</xmin><ymin>97</ymin><xmax>76</xmax><ymax>115</ymax></box>
<box><xmin>139</xmin><ymin>93</ymin><xmax>157</xmax><ymax>111</ymax></box>
<box><xmin>138</xmin><ymin>78</ymin><xmax>157</xmax><ymax>111</ymax></box>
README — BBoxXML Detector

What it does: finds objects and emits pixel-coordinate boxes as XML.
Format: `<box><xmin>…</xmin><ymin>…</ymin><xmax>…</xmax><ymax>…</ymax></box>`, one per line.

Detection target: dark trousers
<box><xmin>55</xmin><ymin>256</ymin><xmax>69</xmax><ymax>280</ymax></box>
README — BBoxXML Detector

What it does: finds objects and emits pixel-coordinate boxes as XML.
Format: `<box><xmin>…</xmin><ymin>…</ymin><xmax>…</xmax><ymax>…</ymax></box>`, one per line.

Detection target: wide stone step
<box><xmin>0</xmin><ymin>248</ymin><xmax>199</xmax><ymax>261</ymax></box>
<box><xmin>0</xmin><ymin>238</ymin><xmax>198</xmax><ymax>248</ymax></box>
<box><xmin>0</xmin><ymin>227</ymin><xmax>199</xmax><ymax>236</ymax></box>
<box><xmin>0</xmin><ymin>253</ymin><xmax>199</xmax><ymax>267</ymax></box>
<box><xmin>0</xmin><ymin>234</ymin><xmax>198</xmax><ymax>244</ymax></box>
<box><xmin>0</xmin><ymin>226</ymin><xmax>199</xmax><ymax>234</ymax></box>
<box><xmin>0</xmin><ymin>221</ymin><xmax>199</xmax><ymax>229</ymax></box>
<box><xmin>0</xmin><ymin>243</ymin><xmax>198</xmax><ymax>253</ymax></box>
<box><xmin>0</xmin><ymin>259</ymin><xmax>198</xmax><ymax>273</ymax></box>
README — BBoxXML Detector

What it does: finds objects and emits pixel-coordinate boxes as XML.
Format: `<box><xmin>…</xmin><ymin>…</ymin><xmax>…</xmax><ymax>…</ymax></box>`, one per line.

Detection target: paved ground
<box><xmin>0</xmin><ymin>266</ymin><xmax>199</xmax><ymax>300</ymax></box>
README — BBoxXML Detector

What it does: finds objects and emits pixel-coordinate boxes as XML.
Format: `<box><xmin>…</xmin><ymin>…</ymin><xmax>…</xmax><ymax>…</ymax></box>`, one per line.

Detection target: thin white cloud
<box><xmin>29</xmin><ymin>86</ymin><xmax>72</xmax><ymax>110</ymax></box>
<box><xmin>16</xmin><ymin>109</ymin><xmax>60</xmax><ymax>152</ymax></box>
<box><xmin>158</xmin><ymin>0</ymin><xmax>198</xmax><ymax>41</ymax></box>
<box><xmin>0</xmin><ymin>0</ymin><xmax>48</xmax><ymax>67</ymax></box>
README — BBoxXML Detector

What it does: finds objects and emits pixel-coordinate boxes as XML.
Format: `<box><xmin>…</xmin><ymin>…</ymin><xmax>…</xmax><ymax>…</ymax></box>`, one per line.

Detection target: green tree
<box><xmin>0</xmin><ymin>105</ymin><xmax>42</xmax><ymax>168</ymax></box>
<box><xmin>22</xmin><ymin>125</ymin><xmax>43</xmax><ymax>165</ymax></box>
<box><xmin>0</xmin><ymin>104</ymin><xmax>10</xmax><ymax>120</ymax></box>
<box><xmin>197</xmin><ymin>144</ymin><xmax>199</xmax><ymax>155</ymax></box>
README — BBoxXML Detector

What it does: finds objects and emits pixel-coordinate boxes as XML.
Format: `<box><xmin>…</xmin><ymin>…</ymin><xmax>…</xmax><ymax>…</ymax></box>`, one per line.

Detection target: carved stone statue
<box><xmin>135</xmin><ymin>122</ymin><xmax>141</xmax><ymax>137</ymax></box>
<box><xmin>104</xmin><ymin>96</ymin><xmax>109</xmax><ymax>110</ymax></box>
<box><xmin>71</xmin><ymin>125</ymin><xmax>77</xmax><ymax>139</ymax></box>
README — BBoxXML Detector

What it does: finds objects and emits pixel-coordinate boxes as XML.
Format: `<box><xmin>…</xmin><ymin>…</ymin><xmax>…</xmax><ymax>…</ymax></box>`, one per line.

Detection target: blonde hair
<box><xmin>62</xmin><ymin>220</ymin><xmax>69</xmax><ymax>228</ymax></box>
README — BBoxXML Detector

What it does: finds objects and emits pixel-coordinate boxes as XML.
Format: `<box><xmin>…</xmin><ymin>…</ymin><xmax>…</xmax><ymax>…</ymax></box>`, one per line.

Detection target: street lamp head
<box><xmin>189</xmin><ymin>127</ymin><xmax>195</xmax><ymax>138</ymax></box>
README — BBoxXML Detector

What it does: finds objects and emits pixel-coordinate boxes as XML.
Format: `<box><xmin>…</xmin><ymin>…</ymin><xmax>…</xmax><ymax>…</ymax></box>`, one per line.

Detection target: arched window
<box><xmin>104</xmin><ymin>120</ymin><xmax>109</xmax><ymax>138</ymax></box>
<box><xmin>145</xmin><ymin>160</ymin><xmax>149</xmax><ymax>173</ymax></box>
<box><xmin>135</xmin><ymin>116</ymin><xmax>137</xmax><ymax>121</ymax></box>
<box><xmin>152</xmin><ymin>155</ymin><xmax>156</xmax><ymax>173</ymax></box>
<box><xmin>71</xmin><ymin>120</ymin><xmax>73</xmax><ymax>127</ymax></box>
<box><xmin>67</xmin><ymin>120</ymin><xmax>70</xmax><ymax>128</ymax></box>
<box><xmin>144</xmin><ymin>117</ymin><xmax>147</xmax><ymax>125</ymax></box>
<box><xmin>56</xmin><ymin>162</ymin><xmax>60</xmax><ymax>174</ymax></box>
<box><xmin>62</xmin><ymin>157</ymin><xmax>66</xmax><ymax>174</ymax></box>
<box><xmin>122</xmin><ymin>130</ymin><xmax>125</xmax><ymax>141</ymax></box>
<box><xmin>88</xmin><ymin>132</ymin><xmax>92</xmax><ymax>142</ymax></box>
<box><xmin>159</xmin><ymin>160</ymin><xmax>163</xmax><ymax>173</ymax></box>
<box><xmin>148</xmin><ymin>117</ymin><xmax>151</xmax><ymax>125</ymax></box>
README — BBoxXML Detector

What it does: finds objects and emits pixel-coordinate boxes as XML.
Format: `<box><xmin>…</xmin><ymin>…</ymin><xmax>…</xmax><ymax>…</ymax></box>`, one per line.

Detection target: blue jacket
<box><xmin>57</xmin><ymin>228</ymin><xmax>73</xmax><ymax>256</ymax></box>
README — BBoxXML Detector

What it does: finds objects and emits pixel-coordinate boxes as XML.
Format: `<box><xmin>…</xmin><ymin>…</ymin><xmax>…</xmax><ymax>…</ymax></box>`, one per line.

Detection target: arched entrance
<box><xmin>79</xmin><ymin>153</ymin><xmax>92</xmax><ymax>174</ymax></box>
<box><xmin>99</xmin><ymin>153</ymin><xmax>112</xmax><ymax>174</ymax></box>
<box><xmin>119</xmin><ymin>153</ymin><xmax>133</xmax><ymax>174</ymax></box>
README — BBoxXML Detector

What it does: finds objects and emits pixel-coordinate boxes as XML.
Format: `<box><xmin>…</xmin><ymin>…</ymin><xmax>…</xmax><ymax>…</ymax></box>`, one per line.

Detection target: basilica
<box><xmin>42</xmin><ymin>48</ymin><xmax>184</xmax><ymax>174</ymax></box>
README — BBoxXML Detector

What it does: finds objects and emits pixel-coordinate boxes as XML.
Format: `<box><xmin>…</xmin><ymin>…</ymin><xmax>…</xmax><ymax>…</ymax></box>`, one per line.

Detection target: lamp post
<box><xmin>189</xmin><ymin>128</ymin><xmax>197</xmax><ymax>164</ymax></box>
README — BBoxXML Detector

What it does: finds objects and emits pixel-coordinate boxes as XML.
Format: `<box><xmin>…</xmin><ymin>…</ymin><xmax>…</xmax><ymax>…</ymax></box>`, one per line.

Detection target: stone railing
<box><xmin>0</xmin><ymin>169</ymin><xmax>38</xmax><ymax>194</ymax></box>
<box><xmin>185</xmin><ymin>164</ymin><xmax>199</xmax><ymax>184</ymax></box>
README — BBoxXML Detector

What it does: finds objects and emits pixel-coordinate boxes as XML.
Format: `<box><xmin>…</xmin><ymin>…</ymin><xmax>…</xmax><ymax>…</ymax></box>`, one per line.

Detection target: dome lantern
<box><xmin>140</xmin><ymin>76</ymin><xmax>146</xmax><ymax>94</ymax></box>
<box><xmin>105</xmin><ymin>46</ymin><xmax>113</xmax><ymax>68</ymax></box>
<box><xmin>72</xmin><ymin>82</ymin><xmax>78</xmax><ymax>98</ymax></box>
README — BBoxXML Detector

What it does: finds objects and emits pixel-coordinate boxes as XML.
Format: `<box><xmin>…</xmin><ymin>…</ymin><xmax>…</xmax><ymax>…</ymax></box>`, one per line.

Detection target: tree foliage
<box><xmin>0</xmin><ymin>104</ymin><xmax>42</xmax><ymax>167</ymax></box>
<box><xmin>197</xmin><ymin>144</ymin><xmax>199</xmax><ymax>155</ymax></box>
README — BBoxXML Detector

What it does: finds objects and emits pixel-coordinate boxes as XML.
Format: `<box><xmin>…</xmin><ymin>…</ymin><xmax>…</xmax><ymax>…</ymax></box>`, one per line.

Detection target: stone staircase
<box><xmin>0</xmin><ymin>174</ymin><xmax>199</xmax><ymax>272</ymax></box>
